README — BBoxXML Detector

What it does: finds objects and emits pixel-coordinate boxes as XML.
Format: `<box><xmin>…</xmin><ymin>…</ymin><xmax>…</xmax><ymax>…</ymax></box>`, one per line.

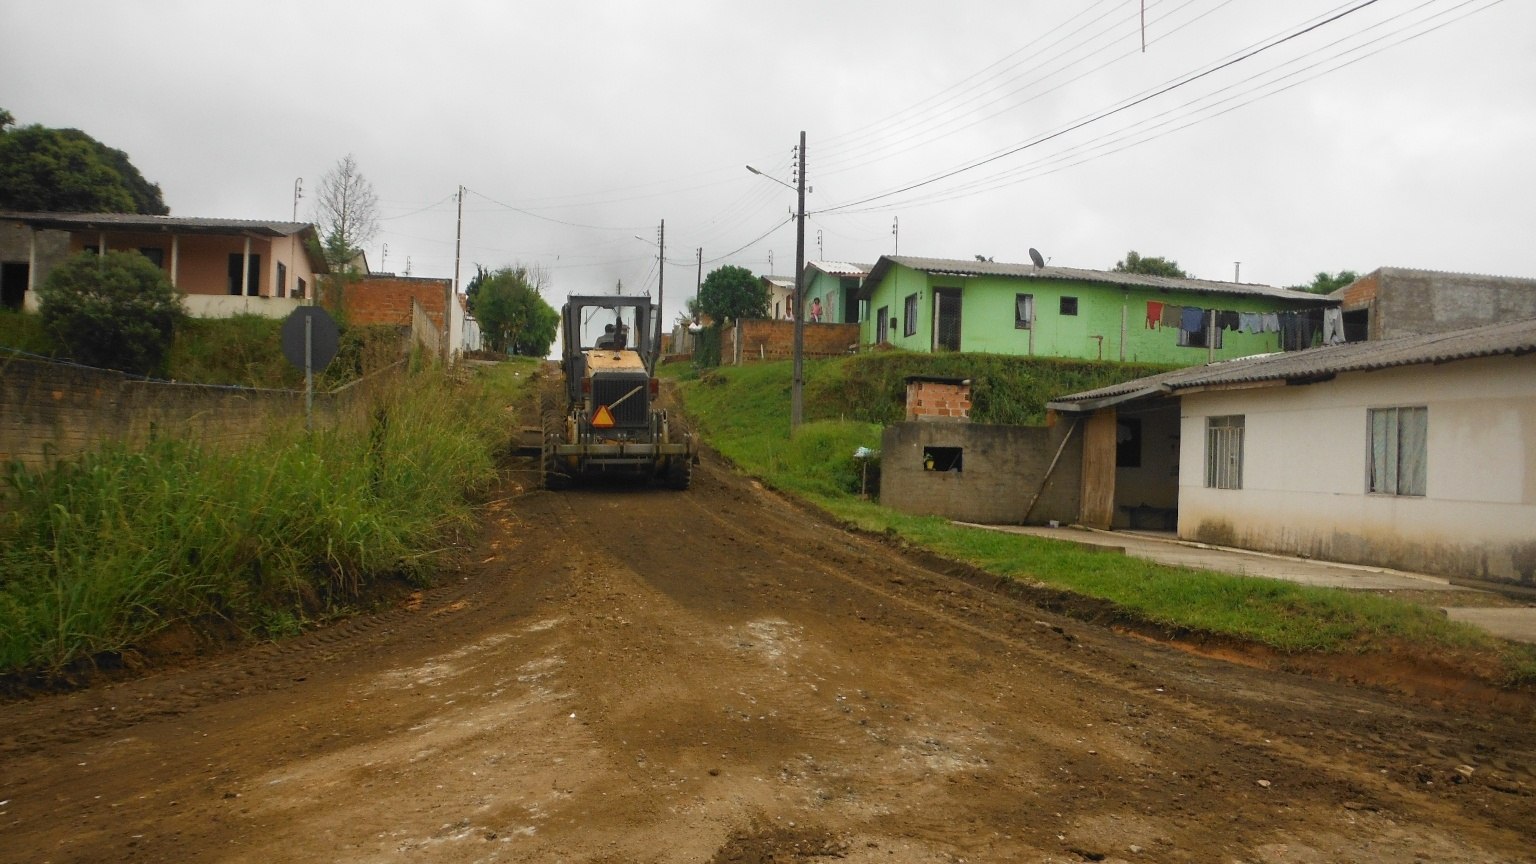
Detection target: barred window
<box><xmin>1205</xmin><ymin>415</ymin><xmax>1244</xmax><ymax>489</ymax></box>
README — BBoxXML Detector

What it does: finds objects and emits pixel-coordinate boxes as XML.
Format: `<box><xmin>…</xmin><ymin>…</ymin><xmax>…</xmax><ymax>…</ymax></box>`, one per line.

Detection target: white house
<box><xmin>1048</xmin><ymin>317</ymin><xmax>1536</xmax><ymax>589</ymax></box>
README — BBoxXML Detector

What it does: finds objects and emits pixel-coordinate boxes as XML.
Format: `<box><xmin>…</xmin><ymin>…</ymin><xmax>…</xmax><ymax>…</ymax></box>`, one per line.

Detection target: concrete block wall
<box><xmin>905</xmin><ymin>379</ymin><xmax>971</xmax><ymax>422</ymax></box>
<box><xmin>879</xmin><ymin>420</ymin><xmax>1082</xmax><ymax>525</ymax></box>
<box><xmin>0</xmin><ymin>354</ymin><xmax>392</xmax><ymax>472</ymax></box>
<box><xmin>732</xmin><ymin>320</ymin><xmax>860</xmax><ymax>363</ymax></box>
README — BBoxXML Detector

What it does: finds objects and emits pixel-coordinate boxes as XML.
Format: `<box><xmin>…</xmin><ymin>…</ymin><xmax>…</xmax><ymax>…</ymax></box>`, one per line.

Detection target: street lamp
<box><xmin>744</xmin><ymin>131</ymin><xmax>807</xmax><ymax>431</ymax></box>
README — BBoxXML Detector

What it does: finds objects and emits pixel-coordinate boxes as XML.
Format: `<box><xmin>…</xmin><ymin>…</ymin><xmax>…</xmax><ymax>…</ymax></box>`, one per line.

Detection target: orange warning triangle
<box><xmin>592</xmin><ymin>405</ymin><xmax>616</xmax><ymax>428</ymax></box>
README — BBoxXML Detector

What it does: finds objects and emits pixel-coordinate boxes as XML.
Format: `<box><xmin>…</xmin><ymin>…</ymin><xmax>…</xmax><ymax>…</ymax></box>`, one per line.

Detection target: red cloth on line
<box><xmin>1146</xmin><ymin>300</ymin><xmax>1164</xmax><ymax>329</ymax></box>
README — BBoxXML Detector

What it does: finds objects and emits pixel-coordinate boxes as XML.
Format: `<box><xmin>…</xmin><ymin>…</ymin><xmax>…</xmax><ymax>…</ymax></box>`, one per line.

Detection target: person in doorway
<box><xmin>809</xmin><ymin>297</ymin><xmax>823</xmax><ymax>323</ymax></box>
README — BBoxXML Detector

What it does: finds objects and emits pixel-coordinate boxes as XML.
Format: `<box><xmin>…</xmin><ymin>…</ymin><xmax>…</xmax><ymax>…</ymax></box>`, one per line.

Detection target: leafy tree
<box><xmin>1290</xmin><ymin>270</ymin><xmax>1359</xmax><ymax>295</ymax></box>
<box><xmin>38</xmin><ymin>250</ymin><xmax>184</xmax><ymax>375</ymax></box>
<box><xmin>313</xmin><ymin>154</ymin><xmax>379</xmax><ymax>272</ymax></box>
<box><xmin>0</xmin><ymin>111</ymin><xmax>168</xmax><ymax>214</ymax></box>
<box><xmin>1113</xmin><ymin>250</ymin><xmax>1187</xmax><ymax>278</ymax></box>
<box><xmin>697</xmin><ymin>265</ymin><xmax>768</xmax><ymax>323</ymax></box>
<box><xmin>472</xmin><ymin>266</ymin><xmax>558</xmax><ymax>356</ymax></box>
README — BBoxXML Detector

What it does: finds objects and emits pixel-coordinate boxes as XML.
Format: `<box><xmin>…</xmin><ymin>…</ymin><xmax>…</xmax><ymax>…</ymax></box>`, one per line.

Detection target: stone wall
<box><xmin>879</xmin><ymin>419</ymin><xmax>1082</xmax><ymax>525</ymax></box>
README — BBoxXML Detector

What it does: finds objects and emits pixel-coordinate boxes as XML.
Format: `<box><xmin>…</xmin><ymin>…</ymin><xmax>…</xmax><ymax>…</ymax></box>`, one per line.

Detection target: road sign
<box><xmin>281</xmin><ymin>306</ymin><xmax>339</xmax><ymax>371</ymax></box>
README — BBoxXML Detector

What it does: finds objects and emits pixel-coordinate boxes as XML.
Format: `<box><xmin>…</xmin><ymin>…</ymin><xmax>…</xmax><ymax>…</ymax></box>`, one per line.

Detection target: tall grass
<box><xmin>0</xmin><ymin>359</ymin><xmax>538</xmax><ymax>675</ymax></box>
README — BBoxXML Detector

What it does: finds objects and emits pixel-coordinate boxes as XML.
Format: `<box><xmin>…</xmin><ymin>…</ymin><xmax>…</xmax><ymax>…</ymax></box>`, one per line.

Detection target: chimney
<box><xmin>904</xmin><ymin>375</ymin><xmax>972</xmax><ymax>422</ymax></box>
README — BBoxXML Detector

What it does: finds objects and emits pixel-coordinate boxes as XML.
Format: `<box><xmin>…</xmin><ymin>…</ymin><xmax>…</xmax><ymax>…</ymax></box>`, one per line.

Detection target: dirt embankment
<box><xmin>2</xmin><ymin>450</ymin><xmax>1534</xmax><ymax>862</ymax></box>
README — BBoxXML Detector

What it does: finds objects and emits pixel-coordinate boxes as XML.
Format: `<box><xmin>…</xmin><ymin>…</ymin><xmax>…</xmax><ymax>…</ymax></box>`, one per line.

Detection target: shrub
<box><xmin>38</xmin><ymin>250</ymin><xmax>184</xmax><ymax>375</ymax></box>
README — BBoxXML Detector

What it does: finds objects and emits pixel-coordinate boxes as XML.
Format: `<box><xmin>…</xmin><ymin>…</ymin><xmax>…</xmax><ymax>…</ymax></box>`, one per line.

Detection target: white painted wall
<box><xmin>182</xmin><ymin>294</ymin><xmax>301</xmax><ymax>319</ymax></box>
<box><xmin>1177</xmin><ymin>354</ymin><xmax>1536</xmax><ymax>584</ymax></box>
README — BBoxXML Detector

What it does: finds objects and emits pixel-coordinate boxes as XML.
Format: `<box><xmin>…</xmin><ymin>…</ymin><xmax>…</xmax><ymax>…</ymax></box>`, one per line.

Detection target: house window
<box><xmin>137</xmin><ymin>247</ymin><xmax>164</xmax><ymax>267</ymax></box>
<box><xmin>1015</xmin><ymin>293</ymin><xmax>1034</xmax><ymax>329</ymax></box>
<box><xmin>903</xmin><ymin>293</ymin><xmax>918</xmax><ymax>337</ymax></box>
<box><xmin>277</xmin><ymin>262</ymin><xmax>288</xmax><ymax>298</ymax></box>
<box><xmin>1060</xmin><ymin>296</ymin><xmax>1078</xmax><ymax>316</ymax></box>
<box><xmin>1205</xmin><ymin>415</ymin><xmax>1244</xmax><ymax>489</ymax></box>
<box><xmin>923</xmin><ymin>446</ymin><xmax>963</xmax><ymax>472</ymax></box>
<box><xmin>296</xmin><ymin>277</ymin><xmax>307</xmax><ymax>300</ymax></box>
<box><xmin>1369</xmin><ymin>407</ymin><xmax>1427</xmax><ymax>496</ymax></box>
<box><xmin>876</xmin><ymin>305</ymin><xmax>890</xmax><ymax>343</ymax></box>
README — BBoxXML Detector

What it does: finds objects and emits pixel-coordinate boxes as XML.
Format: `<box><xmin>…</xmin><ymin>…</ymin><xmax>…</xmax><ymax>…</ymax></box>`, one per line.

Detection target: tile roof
<box><xmin>1048</xmin><ymin>316</ymin><xmax>1536</xmax><ymax>412</ymax></box>
<box><xmin>865</xmin><ymin>255</ymin><xmax>1336</xmax><ymax>304</ymax></box>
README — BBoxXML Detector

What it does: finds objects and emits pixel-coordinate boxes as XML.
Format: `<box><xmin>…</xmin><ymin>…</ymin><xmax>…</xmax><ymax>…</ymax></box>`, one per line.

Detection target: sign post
<box><xmin>281</xmin><ymin>306</ymin><xmax>340</xmax><ymax>432</ymax></box>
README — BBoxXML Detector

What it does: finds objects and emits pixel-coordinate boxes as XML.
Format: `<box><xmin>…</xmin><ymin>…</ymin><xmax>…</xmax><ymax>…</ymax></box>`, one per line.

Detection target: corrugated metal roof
<box><xmin>864</xmin><ymin>255</ymin><xmax>1336</xmax><ymax>304</ymax></box>
<box><xmin>1049</xmin><ymin>316</ymin><xmax>1536</xmax><ymax>412</ymax></box>
<box><xmin>0</xmin><ymin>211</ymin><xmax>312</xmax><ymax>237</ymax></box>
<box><xmin>762</xmin><ymin>275</ymin><xmax>796</xmax><ymax>288</ymax></box>
<box><xmin>807</xmin><ymin>260</ymin><xmax>871</xmax><ymax>277</ymax></box>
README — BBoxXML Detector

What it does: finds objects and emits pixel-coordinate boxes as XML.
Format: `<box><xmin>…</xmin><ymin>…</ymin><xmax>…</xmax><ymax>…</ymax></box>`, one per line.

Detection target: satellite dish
<box><xmin>1028</xmin><ymin>247</ymin><xmax>1045</xmax><ymax>269</ymax></box>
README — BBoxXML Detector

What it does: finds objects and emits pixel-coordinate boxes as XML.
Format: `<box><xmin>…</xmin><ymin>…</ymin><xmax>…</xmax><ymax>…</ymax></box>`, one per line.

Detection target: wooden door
<box><xmin>1080</xmin><ymin>409</ymin><xmax>1117</xmax><ymax>528</ymax></box>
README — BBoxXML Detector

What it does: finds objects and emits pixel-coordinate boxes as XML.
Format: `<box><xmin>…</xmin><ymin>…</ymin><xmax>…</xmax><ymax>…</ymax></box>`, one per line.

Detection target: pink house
<box><xmin>0</xmin><ymin>212</ymin><xmax>328</xmax><ymax>318</ymax></box>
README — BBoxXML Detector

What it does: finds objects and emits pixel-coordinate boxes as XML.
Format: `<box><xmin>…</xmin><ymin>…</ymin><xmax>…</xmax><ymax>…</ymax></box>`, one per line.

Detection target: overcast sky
<box><xmin>5</xmin><ymin>0</ymin><xmax>1533</xmax><ymax>327</ymax></box>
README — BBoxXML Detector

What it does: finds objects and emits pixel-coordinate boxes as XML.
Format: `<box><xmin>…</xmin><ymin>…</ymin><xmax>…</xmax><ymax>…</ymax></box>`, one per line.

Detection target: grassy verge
<box><xmin>0</xmin><ymin>358</ymin><xmax>540</xmax><ymax>677</ymax></box>
<box><xmin>675</xmin><ymin>358</ymin><xmax>1536</xmax><ymax>687</ymax></box>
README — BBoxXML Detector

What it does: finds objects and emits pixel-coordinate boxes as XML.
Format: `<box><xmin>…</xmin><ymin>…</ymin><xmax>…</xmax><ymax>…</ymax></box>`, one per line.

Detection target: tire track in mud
<box><xmin>635</xmin><ymin>455</ymin><xmax>1536</xmax><ymax>845</ymax></box>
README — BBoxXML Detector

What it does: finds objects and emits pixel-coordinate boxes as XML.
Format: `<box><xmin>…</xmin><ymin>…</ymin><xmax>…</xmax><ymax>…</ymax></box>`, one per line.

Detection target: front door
<box><xmin>1080</xmin><ymin>409</ymin><xmax>1117</xmax><ymax>529</ymax></box>
<box><xmin>933</xmin><ymin>288</ymin><xmax>961</xmax><ymax>351</ymax></box>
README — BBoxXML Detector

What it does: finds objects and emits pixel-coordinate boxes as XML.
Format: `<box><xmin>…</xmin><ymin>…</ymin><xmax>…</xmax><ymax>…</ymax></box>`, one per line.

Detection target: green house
<box><xmin>858</xmin><ymin>255</ymin><xmax>1338</xmax><ymax>363</ymax></box>
<box><xmin>800</xmin><ymin>260</ymin><xmax>870</xmax><ymax>324</ymax></box>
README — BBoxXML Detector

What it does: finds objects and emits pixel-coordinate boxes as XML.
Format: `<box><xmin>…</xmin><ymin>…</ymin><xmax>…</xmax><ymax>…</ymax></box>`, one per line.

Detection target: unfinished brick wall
<box><xmin>731</xmin><ymin>319</ymin><xmax>860</xmax><ymax>363</ymax></box>
<box><xmin>904</xmin><ymin>377</ymin><xmax>971</xmax><ymax>422</ymax></box>
<box><xmin>337</xmin><ymin>277</ymin><xmax>451</xmax><ymax>332</ymax></box>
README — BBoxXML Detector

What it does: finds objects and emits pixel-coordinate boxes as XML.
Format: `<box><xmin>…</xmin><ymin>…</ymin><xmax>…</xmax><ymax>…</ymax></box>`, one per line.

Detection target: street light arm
<box><xmin>745</xmin><ymin>165</ymin><xmax>796</xmax><ymax>193</ymax></box>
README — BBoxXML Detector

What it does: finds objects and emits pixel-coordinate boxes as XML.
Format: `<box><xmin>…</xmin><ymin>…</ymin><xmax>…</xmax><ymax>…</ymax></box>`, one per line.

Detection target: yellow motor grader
<box><xmin>541</xmin><ymin>294</ymin><xmax>696</xmax><ymax>490</ymax></box>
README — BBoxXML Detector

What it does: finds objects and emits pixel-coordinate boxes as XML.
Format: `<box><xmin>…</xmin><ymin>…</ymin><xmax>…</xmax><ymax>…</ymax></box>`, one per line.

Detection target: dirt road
<box><xmin>3</xmin><ymin>453</ymin><xmax>1535</xmax><ymax>863</ymax></box>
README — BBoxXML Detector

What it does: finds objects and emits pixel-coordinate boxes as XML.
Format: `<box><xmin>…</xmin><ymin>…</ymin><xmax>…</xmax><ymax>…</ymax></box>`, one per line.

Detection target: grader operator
<box><xmin>541</xmin><ymin>294</ymin><xmax>695</xmax><ymax>489</ymax></box>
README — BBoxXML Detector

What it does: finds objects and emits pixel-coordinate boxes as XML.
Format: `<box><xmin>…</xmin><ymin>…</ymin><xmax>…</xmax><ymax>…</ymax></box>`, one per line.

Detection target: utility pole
<box><xmin>791</xmin><ymin>130</ymin><xmax>807</xmax><ymax>431</ymax></box>
<box><xmin>892</xmin><ymin>216</ymin><xmax>899</xmax><ymax>255</ymax></box>
<box><xmin>657</xmin><ymin>219</ymin><xmax>665</xmax><ymax>360</ymax></box>
<box><xmin>695</xmin><ymin>247</ymin><xmax>703</xmax><ymax>313</ymax></box>
<box><xmin>452</xmin><ymin>186</ymin><xmax>463</xmax><ymax>360</ymax></box>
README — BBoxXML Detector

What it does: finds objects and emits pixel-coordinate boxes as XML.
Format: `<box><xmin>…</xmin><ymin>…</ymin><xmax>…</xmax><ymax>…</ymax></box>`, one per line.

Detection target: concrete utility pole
<box><xmin>657</xmin><ymin>219</ymin><xmax>665</xmax><ymax>360</ymax></box>
<box><xmin>792</xmin><ymin>130</ymin><xmax>807</xmax><ymax>431</ymax></box>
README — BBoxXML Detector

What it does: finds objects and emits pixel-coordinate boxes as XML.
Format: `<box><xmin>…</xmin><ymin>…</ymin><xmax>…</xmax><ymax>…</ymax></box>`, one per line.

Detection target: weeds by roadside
<box><xmin>0</xmin><ymin>359</ymin><xmax>539</xmax><ymax>678</ymax></box>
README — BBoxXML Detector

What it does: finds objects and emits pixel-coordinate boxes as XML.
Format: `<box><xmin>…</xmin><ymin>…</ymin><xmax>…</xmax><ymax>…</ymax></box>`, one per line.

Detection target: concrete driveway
<box><xmin>960</xmin><ymin>523</ymin><xmax>1536</xmax><ymax>645</ymax></box>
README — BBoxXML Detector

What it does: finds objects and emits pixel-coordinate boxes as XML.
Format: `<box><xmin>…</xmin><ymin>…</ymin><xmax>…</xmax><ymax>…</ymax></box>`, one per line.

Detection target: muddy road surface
<box><xmin>3</xmin><ymin>454</ymin><xmax>1535</xmax><ymax>863</ymax></box>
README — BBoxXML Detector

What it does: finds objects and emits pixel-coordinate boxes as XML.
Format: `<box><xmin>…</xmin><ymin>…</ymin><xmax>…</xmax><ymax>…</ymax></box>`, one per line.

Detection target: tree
<box><xmin>1290</xmin><ymin>270</ymin><xmax>1359</xmax><ymax>295</ymax></box>
<box><xmin>313</xmin><ymin>154</ymin><xmax>379</xmax><ymax>272</ymax></box>
<box><xmin>1113</xmin><ymin>250</ymin><xmax>1187</xmax><ymax>278</ymax></box>
<box><xmin>697</xmin><ymin>265</ymin><xmax>768</xmax><ymax>324</ymax></box>
<box><xmin>0</xmin><ymin>111</ymin><xmax>168</xmax><ymax>214</ymax></box>
<box><xmin>471</xmin><ymin>266</ymin><xmax>558</xmax><ymax>356</ymax></box>
<box><xmin>37</xmin><ymin>250</ymin><xmax>184</xmax><ymax>375</ymax></box>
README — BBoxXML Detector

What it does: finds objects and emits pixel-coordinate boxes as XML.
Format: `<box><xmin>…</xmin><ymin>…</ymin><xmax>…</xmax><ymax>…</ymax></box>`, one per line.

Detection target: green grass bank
<box><xmin>671</xmin><ymin>354</ymin><xmax>1536</xmax><ymax>687</ymax></box>
<box><xmin>0</xmin><ymin>358</ymin><xmax>539</xmax><ymax>678</ymax></box>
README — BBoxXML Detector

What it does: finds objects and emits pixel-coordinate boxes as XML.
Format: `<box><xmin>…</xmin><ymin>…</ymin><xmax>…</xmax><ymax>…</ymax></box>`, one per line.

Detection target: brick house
<box><xmin>1330</xmin><ymin>267</ymin><xmax>1536</xmax><ymax>342</ymax></box>
<box><xmin>0</xmin><ymin>211</ymin><xmax>327</xmax><ymax>317</ymax></box>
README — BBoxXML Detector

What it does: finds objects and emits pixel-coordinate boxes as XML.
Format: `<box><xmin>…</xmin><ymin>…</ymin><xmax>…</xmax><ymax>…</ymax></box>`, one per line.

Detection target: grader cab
<box><xmin>540</xmin><ymin>294</ymin><xmax>695</xmax><ymax>489</ymax></box>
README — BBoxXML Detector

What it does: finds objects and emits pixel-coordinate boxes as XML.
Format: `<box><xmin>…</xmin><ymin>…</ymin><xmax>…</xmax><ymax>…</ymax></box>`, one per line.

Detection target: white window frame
<box><xmin>1205</xmin><ymin>415</ymin><xmax>1244</xmax><ymax>490</ymax></box>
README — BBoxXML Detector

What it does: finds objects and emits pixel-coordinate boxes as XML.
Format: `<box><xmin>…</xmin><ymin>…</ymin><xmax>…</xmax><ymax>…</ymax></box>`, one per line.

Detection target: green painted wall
<box><xmin>803</xmin><ymin>270</ymin><xmax>862</xmax><ymax>324</ymax></box>
<box><xmin>860</xmin><ymin>263</ymin><xmax>1329</xmax><ymax>364</ymax></box>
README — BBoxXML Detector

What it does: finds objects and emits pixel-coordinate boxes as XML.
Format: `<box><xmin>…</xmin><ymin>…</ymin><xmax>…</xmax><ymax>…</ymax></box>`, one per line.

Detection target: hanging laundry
<box><xmin>1239</xmin><ymin>311</ymin><xmax>1261</xmax><ymax>334</ymax></box>
<box><xmin>1180</xmin><ymin>305</ymin><xmax>1207</xmax><ymax>334</ymax></box>
<box><xmin>1262</xmin><ymin>312</ymin><xmax>1280</xmax><ymax>333</ymax></box>
<box><xmin>1146</xmin><ymin>300</ymin><xmax>1164</xmax><ymax>329</ymax></box>
<box><xmin>1218</xmin><ymin>310</ymin><xmax>1240</xmax><ymax>331</ymax></box>
<box><xmin>1161</xmin><ymin>304</ymin><xmax>1181</xmax><ymax>328</ymax></box>
<box><xmin>1322</xmin><ymin>307</ymin><xmax>1346</xmax><ymax>345</ymax></box>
